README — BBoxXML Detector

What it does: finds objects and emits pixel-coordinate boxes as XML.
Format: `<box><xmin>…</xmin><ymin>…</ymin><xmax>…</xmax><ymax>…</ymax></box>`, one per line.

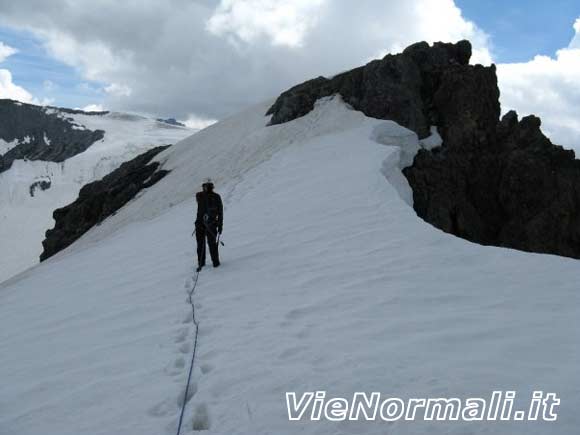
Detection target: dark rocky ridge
<box><xmin>267</xmin><ymin>40</ymin><xmax>580</xmax><ymax>259</ymax></box>
<box><xmin>40</xmin><ymin>145</ymin><xmax>170</xmax><ymax>261</ymax></box>
<box><xmin>0</xmin><ymin>99</ymin><xmax>106</xmax><ymax>173</ymax></box>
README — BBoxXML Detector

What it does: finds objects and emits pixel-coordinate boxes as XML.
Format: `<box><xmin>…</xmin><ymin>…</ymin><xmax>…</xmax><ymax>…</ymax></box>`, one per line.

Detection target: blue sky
<box><xmin>0</xmin><ymin>26</ymin><xmax>104</xmax><ymax>109</ymax></box>
<box><xmin>456</xmin><ymin>0</ymin><xmax>580</xmax><ymax>62</ymax></box>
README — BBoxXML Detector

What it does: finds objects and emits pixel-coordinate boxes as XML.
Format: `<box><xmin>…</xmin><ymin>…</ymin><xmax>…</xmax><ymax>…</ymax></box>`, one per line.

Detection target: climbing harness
<box><xmin>191</xmin><ymin>221</ymin><xmax>225</xmax><ymax>247</ymax></box>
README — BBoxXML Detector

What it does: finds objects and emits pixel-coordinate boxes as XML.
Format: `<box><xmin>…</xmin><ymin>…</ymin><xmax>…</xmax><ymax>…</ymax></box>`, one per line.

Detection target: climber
<box><xmin>195</xmin><ymin>178</ymin><xmax>223</xmax><ymax>272</ymax></box>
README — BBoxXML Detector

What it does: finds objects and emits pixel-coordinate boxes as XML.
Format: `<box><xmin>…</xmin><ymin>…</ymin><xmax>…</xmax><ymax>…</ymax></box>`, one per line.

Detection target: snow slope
<box><xmin>0</xmin><ymin>98</ymin><xmax>578</xmax><ymax>435</ymax></box>
<box><xmin>0</xmin><ymin>112</ymin><xmax>192</xmax><ymax>283</ymax></box>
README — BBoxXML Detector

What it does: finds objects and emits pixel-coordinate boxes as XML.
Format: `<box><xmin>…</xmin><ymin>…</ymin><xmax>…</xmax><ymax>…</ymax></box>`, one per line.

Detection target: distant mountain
<box><xmin>156</xmin><ymin>117</ymin><xmax>186</xmax><ymax>127</ymax></box>
<box><xmin>0</xmin><ymin>100</ymin><xmax>106</xmax><ymax>173</ymax></box>
<box><xmin>0</xmin><ymin>99</ymin><xmax>194</xmax><ymax>282</ymax></box>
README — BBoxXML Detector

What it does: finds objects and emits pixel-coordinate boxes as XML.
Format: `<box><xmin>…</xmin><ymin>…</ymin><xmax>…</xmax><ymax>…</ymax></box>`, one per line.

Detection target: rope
<box><xmin>177</xmin><ymin>206</ymin><xmax>221</xmax><ymax>433</ymax></box>
<box><xmin>176</xmin><ymin>268</ymin><xmax>201</xmax><ymax>435</ymax></box>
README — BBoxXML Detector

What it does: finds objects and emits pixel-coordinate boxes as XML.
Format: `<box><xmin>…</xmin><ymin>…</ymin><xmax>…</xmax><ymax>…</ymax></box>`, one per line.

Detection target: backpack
<box><xmin>197</xmin><ymin>191</ymin><xmax>220</xmax><ymax>224</ymax></box>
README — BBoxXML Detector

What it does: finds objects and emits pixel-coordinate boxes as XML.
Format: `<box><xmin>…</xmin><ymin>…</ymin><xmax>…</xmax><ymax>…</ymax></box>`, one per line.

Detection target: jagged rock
<box><xmin>0</xmin><ymin>99</ymin><xmax>105</xmax><ymax>173</ymax></box>
<box><xmin>269</xmin><ymin>40</ymin><xmax>580</xmax><ymax>259</ymax></box>
<box><xmin>266</xmin><ymin>40</ymin><xmax>492</xmax><ymax>140</ymax></box>
<box><xmin>40</xmin><ymin>145</ymin><xmax>170</xmax><ymax>261</ymax></box>
<box><xmin>405</xmin><ymin>111</ymin><xmax>580</xmax><ymax>258</ymax></box>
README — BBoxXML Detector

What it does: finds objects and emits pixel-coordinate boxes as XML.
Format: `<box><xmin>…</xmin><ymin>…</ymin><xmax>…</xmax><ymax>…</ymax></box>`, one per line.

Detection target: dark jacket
<box><xmin>195</xmin><ymin>191</ymin><xmax>223</xmax><ymax>231</ymax></box>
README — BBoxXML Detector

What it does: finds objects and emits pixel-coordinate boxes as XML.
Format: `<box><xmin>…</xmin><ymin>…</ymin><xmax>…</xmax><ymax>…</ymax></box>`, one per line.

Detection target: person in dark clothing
<box><xmin>195</xmin><ymin>179</ymin><xmax>223</xmax><ymax>272</ymax></box>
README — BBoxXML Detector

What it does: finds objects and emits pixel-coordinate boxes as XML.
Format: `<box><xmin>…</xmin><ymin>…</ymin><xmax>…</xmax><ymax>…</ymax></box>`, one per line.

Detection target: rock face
<box><xmin>40</xmin><ymin>146</ymin><xmax>170</xmax><ymax>261</ymax></box>
<box><xmin>404</xmin><ymin>111</ymin><xmax>580</xmax><ymax>258</ymax></box>
<box><xmin>268</xmin><ymin>40</ymin><xmax>580</xmax><ymax>259</ymax></box>
<box><xmin>266</xmin><ymin>40</ymin><xmax>498</xmax><ymax>141</ymax></box>
<box><xmin>0</xmin><ymin>99</ymin><xmax>105</xmax><ymax>173</ymax></box>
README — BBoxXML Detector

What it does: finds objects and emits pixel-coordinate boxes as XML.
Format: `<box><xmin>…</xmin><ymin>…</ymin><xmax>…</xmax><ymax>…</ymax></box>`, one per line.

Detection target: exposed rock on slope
<box><xmin>268</xmin><ymin>40</ymin><xmax>580</xmax><ymax>259</ymax></box>
<box><xmin>267</xmin><ymin>40</ymin><xmax>498</xmax><ymax>142</ymax></box>
<box><xmin>157</xmin><ymin>117</ymin><xmax>186</xmax><ymax>127</ymax></box>
<box><xmin>29</xmin><ymin>178</ymin><xmax>51</xmax><ymax>197</ymax></box>
<box><xmin>40</xmin><ymin>146</ymin><xmax>170</xmax><ymax>261</ymax></box>
<box><xmin>0</xmin><ymin>99</ymin><xmax>105</xmax><ymax>173</ymax></box>
<box><xmin>404</xmin><ymin>111</ymin><xmax>580</xmax><ymax>258</ymax></box>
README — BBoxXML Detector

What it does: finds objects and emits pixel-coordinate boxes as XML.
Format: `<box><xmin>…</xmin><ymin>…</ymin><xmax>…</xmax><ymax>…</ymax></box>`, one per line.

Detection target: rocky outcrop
<box><xmin>266</xmin><ymin>40</ymin><xmax>498</xmax><ymax>141</ymax></box>
<box><xmin>29</xmin><ymin>178</ymin><xmax>51</xmax><ymax>197</ymax></box>
<box><xmin>0</xmin><ymin>99</ymin><xmax>105</xmax><ymax>173</ymax></box>
<box><xmin>268</xmin><ymin>40</ymin><xmax>580</xmax><ymax>259</ymax></box>
<box><xmin>40</xmin><ymin>145</ymin><xmax>170</xmax><ymax>261</ymax></box>
<box><xmin>404</xmin><ymin>112</ymin><xmax>580</xmax><ymax>258</ymax></box>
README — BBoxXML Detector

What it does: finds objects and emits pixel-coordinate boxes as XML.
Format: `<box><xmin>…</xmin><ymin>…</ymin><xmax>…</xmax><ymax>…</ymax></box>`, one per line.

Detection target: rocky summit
<box><xmin>268</xmin><ymin>40</ymin><xmax>580</xmax><ymax>259</ymax></box>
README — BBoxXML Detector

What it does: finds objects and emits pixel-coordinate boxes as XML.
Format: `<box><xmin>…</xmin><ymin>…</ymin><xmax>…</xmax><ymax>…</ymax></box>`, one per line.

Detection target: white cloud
<box><xmin>0</xmin><ymin>41</ymin><xmax>29</xmax><ymax>101</ymax></box>
<box><xmin>82</xmin><ymin>103</ymin><xmax>105</xmax><ymax>112</ymax></box>
<box><xmin>409</xmin><ymin>0</ymin><xmax>493</xmax><ymax>65</ymax></box>
<box><xmin>104</xmin><ymin>83</ymin><xmax>132</xmax><ymax>97</ymax></box>
<box><xmin>0</xmin><ymin>40</ymin><xmax>51</xmax><ymax>105</ymax></box>
<box><xmin>35</xmin><ymin>28</ymin><xmax>125</xmax><ymax>82</ymax></box>
<box><xmin>0</xmin><ymin>68</ymin><xmax>35</xmax><ymax>102</ymax></box>
<box><xmin>182</xmin><ymin>114</ymin><xmax>217</xmax><ymax>130</ymax></box>
<box><xmin>498</xmin><ymin>17</ymin><xmax>580</xmax><ymax>148</ymax></box>
<box><xmin>43</xmin><ymin>79</ymin><xmax>55</xmax><ymax>91</ymax></box>
<box><xmin>207</xmin><ymin>0</ymin><xmax>327</xmax><ymax>48</ymax></box>
<box><xmin>0</xmin><ymin>69</ymin><xmax>51</xmax><ymax>105</ymax></box>
<box><xmin>0</xmin><ymin>41</ymin><xmax>17</xmax><ymax>63</ymax></box>
<box><xmin>570</xmin><ymin>18</ymin><xmax>580</xmax><ymax>48</ymax></box>
<box><xmin>0</xmin><ymin>0</ymin><xmax>493</xmax><ymax>120</ymax></box>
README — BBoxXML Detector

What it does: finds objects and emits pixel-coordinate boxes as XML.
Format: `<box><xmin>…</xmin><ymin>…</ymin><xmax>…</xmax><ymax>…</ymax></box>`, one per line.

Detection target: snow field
<box><xmin>1</xmin><ymin>98</ymin><xmax>578</xmax><ymax>434</ymax></box>
<box><xmin>0</xmin><ymin>111</ymin><xmax>191</xmax><ymax>283</ymax></box>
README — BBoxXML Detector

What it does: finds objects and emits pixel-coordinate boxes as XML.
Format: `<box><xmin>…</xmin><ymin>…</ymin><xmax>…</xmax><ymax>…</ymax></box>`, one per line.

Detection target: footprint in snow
<box><xmin>147</xmin><ymin>398</ymin><xmax>174</xmax><ymax>417</ymax></box>
<box><xmin>164</xmin><ymin>356</ymin><xmax>187</xmax><ymax>376</ymax></box>
<box><xmin>278</xmin><ymin>345</ymin><xmax>306</xmax><ymax>360</ymax></box>
<box><xmin>200</xmin><ymin>363</ymin><xmax>213</xmax><ymax>375</ymax></box>
<box><xmin>173</xmin><ymin>356</ymin><xmax>186</xmax><ymax>370</ymax></box>
<box><xmin>177</xmin><ymin>381</ymin><xmax>197</xmax><ymax>406</ymax></box>
<box><xmin>191</xmin><ymin>403</ymin><xmax>210</xmax><ymax>431</ymax></box>
<box><xmin>179</xmin><ymin>342</ymin><xmax>191</xmax><ymax>354</ymax></box>
<box><xmin>285</xmin><ymin>305</ymin><xmax>317</xmax><ymax>320</ymax></box>
<box><xmin>174</xmin><ymin>327</ymin><xmax>189</xmax><ymax>344</ymax></box>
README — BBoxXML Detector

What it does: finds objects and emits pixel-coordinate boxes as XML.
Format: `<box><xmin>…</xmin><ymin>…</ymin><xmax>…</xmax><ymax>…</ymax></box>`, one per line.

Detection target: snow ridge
<box><xmin>0</xmin><ymin>98</ymin><xmax>578</xmax><ymax>435</ymax></box>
